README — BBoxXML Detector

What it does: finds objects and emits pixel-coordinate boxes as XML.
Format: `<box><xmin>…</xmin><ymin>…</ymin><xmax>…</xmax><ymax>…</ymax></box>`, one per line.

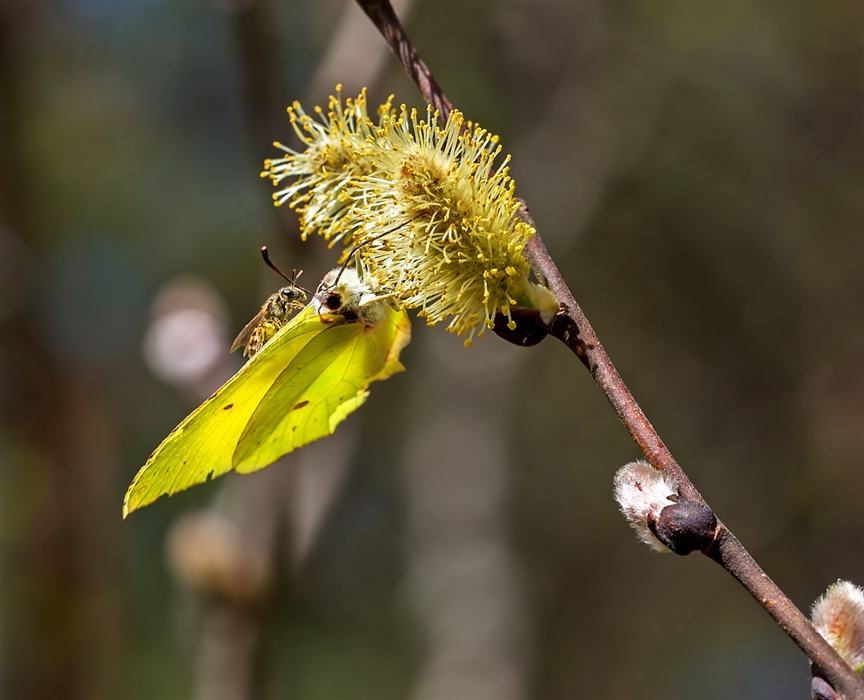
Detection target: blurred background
<box><xmin>1</xmin><ymin>2</ymin><xmax>862</xmax><ymax>699</ymax></box>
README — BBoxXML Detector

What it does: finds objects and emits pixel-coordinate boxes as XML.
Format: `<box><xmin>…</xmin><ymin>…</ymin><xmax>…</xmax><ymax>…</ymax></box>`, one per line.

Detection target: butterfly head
<box><xmin>315</xmin><ymin>268</ymin><xmax>364</xmax><ymax>315</ymax></box>
<box><xmin>313</xmin><ymin>267</ymin><xmax>391</xmax><ymax>326</ymax></box>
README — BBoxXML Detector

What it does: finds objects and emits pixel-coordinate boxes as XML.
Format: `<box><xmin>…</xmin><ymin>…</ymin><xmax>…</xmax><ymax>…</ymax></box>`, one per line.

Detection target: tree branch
<box><xmin>355</xmin><ymin>0</ymin><xmax>452</xmax><ymax>122</ymax></box>
<box><xmin>525</xmin><ymin>224</ymin><xmax>863</xmax><ymax>700</ymax></box>
<box><xmin>353</xmin><ymin>0</ymin><xmax>864</xmax><ymax>697</ymax></box>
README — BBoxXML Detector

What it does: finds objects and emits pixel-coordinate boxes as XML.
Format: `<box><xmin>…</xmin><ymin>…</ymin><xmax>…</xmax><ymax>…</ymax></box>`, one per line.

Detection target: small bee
<box><xmin>231</xmin><ymin>247</ymin><xmax>310</xmax><ymax>358</ymax></box>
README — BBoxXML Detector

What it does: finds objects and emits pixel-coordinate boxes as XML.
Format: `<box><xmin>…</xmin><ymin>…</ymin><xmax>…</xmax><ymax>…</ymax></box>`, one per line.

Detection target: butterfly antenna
<box><xmin>332</xmin><ymin>218</ymin><xmax>418</xmax><ymax>287</ymax></box>
<box><xmin>261</xmin><ymin>247</ymin><xmax>313</xmax><ymax>294</ymax></box>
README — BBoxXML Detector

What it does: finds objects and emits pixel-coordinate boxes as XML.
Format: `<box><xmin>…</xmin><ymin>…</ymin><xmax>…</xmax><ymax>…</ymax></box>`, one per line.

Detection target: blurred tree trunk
<box><xmin>1</xmin><ymin>9</ymin><xmax>121</xmax><ymax>700</ymax></box>
<box><xmin>401</xmin><ymin>335</ymin><xmax>529</xmax><ymax>700</ymax></box>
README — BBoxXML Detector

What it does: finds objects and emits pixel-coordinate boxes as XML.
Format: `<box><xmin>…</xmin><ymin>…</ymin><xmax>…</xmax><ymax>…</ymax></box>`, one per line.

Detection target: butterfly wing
<box><xmin>233</xmin><ymin>301</ymin><xmax>411</xmax><ymax>473</ymax></box>
<box><xmin>124</xmin><ymin>305</ymin><xmax>324</xmax><ymax>516</ymax></box>
<box><xmin>124</xmin><ymin>302</ymin><xmax>411</xmax><ymax>516</ymax></box>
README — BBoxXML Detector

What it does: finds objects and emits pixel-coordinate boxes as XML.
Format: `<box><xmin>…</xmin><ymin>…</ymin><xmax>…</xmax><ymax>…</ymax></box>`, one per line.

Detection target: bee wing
<box><xmin>230</xmin><ymin>307</ymin><xmax>267</xmax><ymax>353</ymax></box>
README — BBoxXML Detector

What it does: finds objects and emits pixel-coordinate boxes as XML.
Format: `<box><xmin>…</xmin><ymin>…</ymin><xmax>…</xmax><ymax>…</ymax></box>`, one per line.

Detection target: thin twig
<box><xmin>354</xmin><ymin>1</ymin><xmax>864</xmax><ymax>697</ymax></box>
<box><xmin>355</xmin><ymin>0</ymin><xmax>452</xmax><ymax>122</ymax></box>
<box><xmin>525</xmin><ymin>227</ymin><xmax>864</xmax><ymax>700</ymax></box>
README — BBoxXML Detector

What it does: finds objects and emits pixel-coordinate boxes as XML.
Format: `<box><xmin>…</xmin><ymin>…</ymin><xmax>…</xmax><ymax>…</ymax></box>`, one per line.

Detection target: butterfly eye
<box><xmin>325</xmin><ymin>293</ymin><xmax>343</xmax><ymax>311</ymax></box>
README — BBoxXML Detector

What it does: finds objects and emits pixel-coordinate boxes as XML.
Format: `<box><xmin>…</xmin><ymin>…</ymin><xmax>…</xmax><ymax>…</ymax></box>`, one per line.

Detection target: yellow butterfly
<box><xmin>124</xmin><ymin>265</ymin><xmax>410</xmax><ymax>516</ymax></box>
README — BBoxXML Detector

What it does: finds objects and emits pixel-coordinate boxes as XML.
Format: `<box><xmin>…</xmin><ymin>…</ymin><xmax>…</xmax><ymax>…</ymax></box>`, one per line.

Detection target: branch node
<box><xmin>649</xmin><ymin>499</ymin><xmax>718</xmax><ymax>556</ymax></box>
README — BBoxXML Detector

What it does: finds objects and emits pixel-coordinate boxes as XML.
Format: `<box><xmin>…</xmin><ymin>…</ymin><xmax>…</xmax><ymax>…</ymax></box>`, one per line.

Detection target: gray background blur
<box><xmin>1</xmin><ymin>2</ymin><xmax>862</xmax><ymax>700</ymax></box>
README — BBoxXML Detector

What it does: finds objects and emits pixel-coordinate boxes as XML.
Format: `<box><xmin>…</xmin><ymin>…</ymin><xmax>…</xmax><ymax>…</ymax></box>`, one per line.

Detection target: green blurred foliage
<box><xmin>1</xmin><ymin>2</ymin><xmax>862</xmax><ymax>700</ymax></box>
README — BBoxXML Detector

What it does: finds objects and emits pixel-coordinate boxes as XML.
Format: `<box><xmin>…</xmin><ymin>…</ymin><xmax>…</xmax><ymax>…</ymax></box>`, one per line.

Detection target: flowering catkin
<box><xmin>811</xmin><ymin>580</ymin><xmax>864</xmax><ymax>674</ymax></box>
<box><xmin>263</xmin><ymin>88</ymin><xmax>550</xmax><ymax>345</ymax></box>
